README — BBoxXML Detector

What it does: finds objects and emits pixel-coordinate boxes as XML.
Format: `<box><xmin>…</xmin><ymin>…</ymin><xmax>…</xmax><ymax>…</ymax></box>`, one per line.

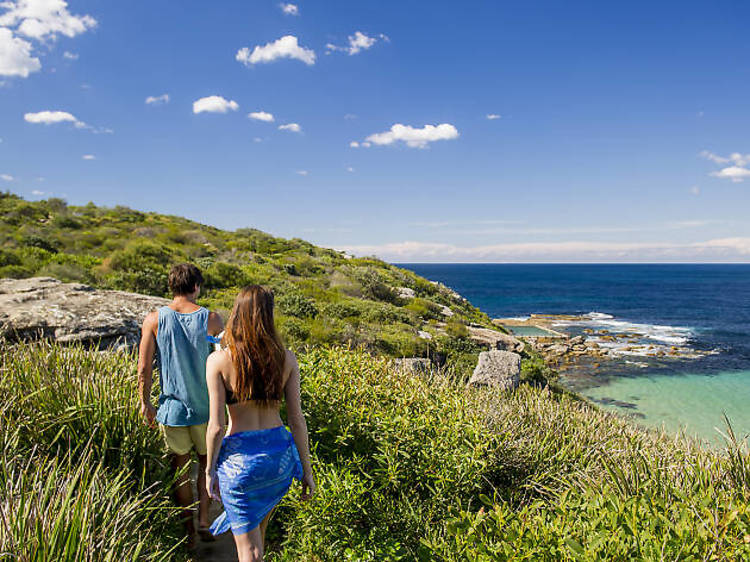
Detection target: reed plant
<box><xmin>0</xmin><ymin>341</ymin><xmax>188</xmax><ymax>561</ymax></box>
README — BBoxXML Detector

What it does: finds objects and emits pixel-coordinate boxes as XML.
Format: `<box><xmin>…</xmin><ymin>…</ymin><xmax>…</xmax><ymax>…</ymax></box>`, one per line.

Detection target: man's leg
<box><xmin>171</xmin><ymin>452</ymin><xmax>195</xmax><ymax>543</ymax></box>
<box><xmin>197</xmin><ymin>454</ymin><xmax>211</xmax><ymax>529</ymax></box>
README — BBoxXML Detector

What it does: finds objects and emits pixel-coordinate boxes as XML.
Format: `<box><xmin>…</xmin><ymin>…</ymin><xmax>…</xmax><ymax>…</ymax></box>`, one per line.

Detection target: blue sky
<box><xmin>1</xmin><ymin>0</ymin><xmax>749</xmax><ymax>262</ymax></box>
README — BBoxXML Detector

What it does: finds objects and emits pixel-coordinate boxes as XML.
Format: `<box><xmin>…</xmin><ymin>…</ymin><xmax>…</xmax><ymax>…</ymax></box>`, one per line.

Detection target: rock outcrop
<box><xmin>468</xmin><ymin>350</ymin><xmax>521</xmax><ymax>390</ymax></box>
<box><xmin>467</xmin><ymin>326</ymin><xmax>525</xmax><ymax>352</ymax></box>
<box><xmin>0</xmin><ymin>277</ymin><xmax>169</xmax><ymax>348</ymax></box>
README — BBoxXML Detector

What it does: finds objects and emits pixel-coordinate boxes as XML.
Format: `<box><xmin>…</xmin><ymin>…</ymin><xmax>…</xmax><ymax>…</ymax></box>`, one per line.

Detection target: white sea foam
<box><xmin>552</xmin><ymin>312</ymin><xmax>702</xmax><ymax>359</ymax></box>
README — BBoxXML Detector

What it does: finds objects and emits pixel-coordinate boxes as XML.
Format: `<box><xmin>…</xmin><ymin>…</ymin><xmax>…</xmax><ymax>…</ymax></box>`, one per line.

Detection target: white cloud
<box><xmin>701</xmin><ymin>150</ymin><xmax>750</xmax><ymax>182</ymax></box>
<box><xmin>24</xmin><ymin>109</ymin><xmax>81</xmax><ymax>125</ymax></box>
<box><xmin>344</xmin><ymin>113</ymin><xmax>357</xmax><ymax>120</ymax></box>
<box><xmin>362</xmin><ymin>141</ymin><xmax>371</xmax><ymax>148</ymax></box>
<box><xmin>278</xmin><ymin>122</ymin><xmax>301</xmax><ymax>133</ymax></box>
<box><xmin>691</xmin><ymin>186</ymin><xmax>700</xmax><ymax>196</ymax></box>
<box><xmin>1</xmin><ymin>173</ymin><xmax>14</xmax><ymax>181</ymax></box>
<box><xmin>31</xmin><ymin>189</ymin><xmax>45</xmax><ymax>195</ymax></box>
<box><xmin>81</xmin><ymin>154</ymin><xmax>94</xmax><ymax>160</ymax></box>
<box><xmin>0</xmin><ymin>27</ymin><xmax>40</xmax><ymax>77</ymax></box>
<box><xmin>248</xmin><ymin>111</ymin><xmax>274</xmax><ymax>122</ymax></box>
<box><xmin>346</xmin><ymin>167</ymin><xmax>354</xmax><ymax>173</ymax></box>
<box><xmin>486</xmin><ymin>114</ymin><xmax>501</xmax><ymax>120</ymax></box>
<box><xmin>279</xmin><ymin>3</ymin><xmax>298</xmax><ymax>15</ymax></box>
<box><xmin>236</xmin><ymin>35</ymin><xmax>315</xmax><ymax>66</ymax></box>
<box><xmin>296</xmin><ymin>170</ymin><xmax>308</xmax><ymax>176</ymax></box>
<box><xmin>145</xmin><ymin>93</ymin><xmax>169</xmax><ymax>105</ymax></box>
<box><xmin>62</xmin><ymin>50</ymin><xmax>77</xmax><ymax>60</ymax></box>
<box><xmin>349</xmin><ymin>141</ymin><xmax>359</xmax><ymax>148</ymax></box>
<box><xmin>339</xmin><ymin>238</ymin><xmax>750</xmax><ymax>263</ymax></box>
<box><xmin>710</xmin><ymin>166</ymin><xmax>750</xmax><ymax>183</ymax></box>
<box><xmin>0</xmin><ymin>0</ymin><xmax>96</xmax><ymax>40</ymax></box>
<box><xmin>364</xmin><ymin>123</ymin><xmax>459</xmax><ymax>149</ymax></box>
<box><xmin>326</xmin><ymin>31</ymin><xmax>388</xmax><ymax>55</ymax></box>
<box><xmin>253</xmin><ymin>137</ymin><xmax>263</xmax><ymax>143</ymax></box>
<box><xmin>192</xmin><ymin>95</ymin><xmax>239</xmax><ymax>114</ymax></box>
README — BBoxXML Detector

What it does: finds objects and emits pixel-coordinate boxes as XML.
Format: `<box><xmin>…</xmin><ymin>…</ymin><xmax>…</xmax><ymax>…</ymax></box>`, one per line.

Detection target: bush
<box><xmin>105</xmin><ymin>267</ymin><xmax>169</xmax><ymax>296</ymax></box>
<box><xmin>37</xmin><ymin>262</ymin><xmax>93</xmax><ymax>283</ymax></box>
<box><xmin>322</xmin><ymin>301</ymin><xmax>362</xmax><ymax>319</ymax></box>
<box><xmin>0</xmin><ymin>264</ymin><xmax>32</xmax><ymax>278</ymax></box>
<box><xmin>22</xmin><ymin>234</ymin><xmax>59</xmax><ymax>253</ymax></box>
<box><xmin>405</xmin><ymin>297</ymin><xmax>442</xmax><ymax>320</ymax></box>
<box><xmin>204</xmin><ymin>261</ymin><xmax>249</xmax><ymax>290</ymax></box>
<box><xmin>445</xmin><ymin>318</ymin><xmax>469</xmax><ymax>338</ymax></box>
<box><xmin>276</xmin><ymin>292</ymin><xmax>319</xmax><ymax>319</ymax></box>
<box><xmin>0</xmin><ymin>249</ymin><xmax>21</xmax><ymax>267</ymax></box>
<box><xmin>106</xmin><ymin>240</ymin><xmax>175</xmax><ymax>272</ymax></box>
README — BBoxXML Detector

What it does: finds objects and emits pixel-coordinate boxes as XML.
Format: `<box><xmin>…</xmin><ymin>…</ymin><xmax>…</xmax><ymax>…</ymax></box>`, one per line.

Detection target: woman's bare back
<box><xmin>215</xmin><ymin>348</ymin><xmax>294</xmax><ymax>435</ymax></box>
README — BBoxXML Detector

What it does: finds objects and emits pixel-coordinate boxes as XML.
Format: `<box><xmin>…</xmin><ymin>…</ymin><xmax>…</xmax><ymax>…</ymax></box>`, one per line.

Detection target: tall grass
<box><xmin>3</xmin><ymin>341</ymin><xmax>750</xmax><ymax>560</ymax></box>
<box><xmin>0</xmin><ymin>341</ymin><xmax>188</xmax><ymax>561</ymax></box>
<box><xmin>268</xmin><ymin>347</ymin><xmax>750</xmax><ymax>560</ymax></box>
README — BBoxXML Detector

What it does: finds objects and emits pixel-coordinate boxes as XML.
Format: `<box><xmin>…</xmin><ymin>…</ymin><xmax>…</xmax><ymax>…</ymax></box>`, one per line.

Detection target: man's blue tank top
<box><xmin>155</xmin><ymin>306</ymin><xmax>211</xmax><ymax>427</ymax></box>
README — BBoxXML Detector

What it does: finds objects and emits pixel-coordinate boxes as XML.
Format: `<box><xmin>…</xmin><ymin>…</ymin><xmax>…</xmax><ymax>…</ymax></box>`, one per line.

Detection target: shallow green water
<box><xmin>582</xmin><ymin>370</ymin><xmax>750</xmax><ymax>446</ymax></box>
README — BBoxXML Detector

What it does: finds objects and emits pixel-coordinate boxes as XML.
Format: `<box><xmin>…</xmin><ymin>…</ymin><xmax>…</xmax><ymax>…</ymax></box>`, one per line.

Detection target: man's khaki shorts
<box><xmin>159</xmin><ymin>423</ymin><xmax>208</xmax><ymax>456</ymax></box>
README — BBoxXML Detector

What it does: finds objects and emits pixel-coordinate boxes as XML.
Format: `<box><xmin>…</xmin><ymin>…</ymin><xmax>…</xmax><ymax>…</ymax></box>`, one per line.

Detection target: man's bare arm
<box><xmin>207</xmin><ymin>311</ymin><xmax>224</xmax><ymax>336</ymax></box>
<box><xmin>137</xmin><ymin>311</ymin><xmax>158</xmax><ymax>427</ymax></box>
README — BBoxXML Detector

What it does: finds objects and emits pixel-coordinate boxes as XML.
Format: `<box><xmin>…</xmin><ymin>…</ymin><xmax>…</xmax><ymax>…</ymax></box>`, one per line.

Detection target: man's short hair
<box><xmin>168</xmin><ymin>263</ymin><xmax>204</xmax><ymax>295</ymax></box>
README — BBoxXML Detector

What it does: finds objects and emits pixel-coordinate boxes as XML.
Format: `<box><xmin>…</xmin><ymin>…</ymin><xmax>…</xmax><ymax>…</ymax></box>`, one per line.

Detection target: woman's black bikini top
<box><xmin>225</xmin><ymin>384</ymin><xmax>240</xmax><ymax>405</ymax></box>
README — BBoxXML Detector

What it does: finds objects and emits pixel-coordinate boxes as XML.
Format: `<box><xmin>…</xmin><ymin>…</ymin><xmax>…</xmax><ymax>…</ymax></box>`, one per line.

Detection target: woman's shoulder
<box><xmin>207</xmin><ymin>347</ymin><xmax>231</xmax><ymax>367</ymax></box>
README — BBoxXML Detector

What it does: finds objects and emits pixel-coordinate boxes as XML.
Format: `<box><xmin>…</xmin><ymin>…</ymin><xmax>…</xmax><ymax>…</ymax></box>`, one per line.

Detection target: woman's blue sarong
<box><xmin>209</xmin><ymin>426</ymin><xmax>303</xmax><ymax>536</ymax></box>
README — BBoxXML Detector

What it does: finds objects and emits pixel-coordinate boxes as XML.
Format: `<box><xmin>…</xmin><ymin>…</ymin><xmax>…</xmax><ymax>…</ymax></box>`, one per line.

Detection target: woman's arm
<box><xmin>205</xmin><ymin>351</ymin><xmax>227</xmax><ymax>500</ymax></box>
<box><xmin>284</xmin><ymin>351</ymin><xmax>315</xmax><ymax>499</ymax></box>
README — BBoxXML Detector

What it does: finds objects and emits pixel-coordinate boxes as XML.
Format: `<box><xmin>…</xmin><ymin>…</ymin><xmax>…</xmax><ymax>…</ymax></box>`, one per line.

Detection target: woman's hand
<box><xmin>206</xmin><ymin>470</ymin><xmax>221</xmax><ymax>501</ymax></box>
<box><xmin>301</xmin><ymin>472</ymin><xmax>316</xmax><ymax>501</ymax></box>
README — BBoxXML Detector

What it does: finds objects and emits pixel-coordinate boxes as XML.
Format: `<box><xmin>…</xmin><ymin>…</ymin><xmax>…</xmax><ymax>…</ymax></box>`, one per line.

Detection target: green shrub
<box><xmin>445</xmin><ymin>318</ymin><xmax>469</xmax><ymax>338</ymax></box>
<box><xmin>276</xmin><ymin>292</ymin><xmax>319</xmax><ymax>319</ymax></box>
<box><xmin>405</xmin><ymin>297</ymin><xmax>442</xmax><ymax>320</ymax></box>
<box><xmin>37</xmin><ymin>262</ymin><xmax>93</xmax><ymax>283</ymax></box>
<box><xmin>106</xmin><ymin>240</ymin><xmax>175</xmax><ymax>272</ymax></box>
<box><xmin>322</xmin><ymin>301</ymin><xmax>362</xmax><ymax>319</ymax></box>
<box><xmin>0</xmin><ymin>264</ymin><xmax>32</xmax><ymax>278</ymax></box>
<box><xmin>22</xmin><ymin>234</ymin><xmax>59</xmax><ymax>253</ymax></box>
<box><xmin>0</xmin><ymin>248</ymin><xmax>21</xmax><ymax>267</ymax></box>
<box><xmin>204</xmin><ymin>261</ymin><xmax>249</xmax><ymax>290</ymax></box>
<box><xmin>105</xmin><ymin>267</ymin><xmax>169</xmax><ymax>296</ymax></box>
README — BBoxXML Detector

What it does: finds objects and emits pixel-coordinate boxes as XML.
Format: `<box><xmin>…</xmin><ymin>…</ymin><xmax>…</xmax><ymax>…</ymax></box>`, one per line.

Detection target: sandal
<box><xmin>198</xmin><ymin>526</ymin><xmax>216</xmax><ymax>542</ymax></box>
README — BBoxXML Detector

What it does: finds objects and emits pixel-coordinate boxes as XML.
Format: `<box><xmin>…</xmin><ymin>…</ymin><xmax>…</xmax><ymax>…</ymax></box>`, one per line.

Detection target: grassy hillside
<box><xmin>0</xmin><ymin>191</ymin><xmax>508</xmax><ymax>376</ymax></box>
<box><xmin>3</xmin><ymin>341</ymin><xmax>750</xmax><ymax>560</ymax></box>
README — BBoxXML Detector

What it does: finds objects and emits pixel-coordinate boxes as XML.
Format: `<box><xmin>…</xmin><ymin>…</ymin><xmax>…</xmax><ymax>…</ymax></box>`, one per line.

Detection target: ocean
<box><xmin>400</xmin><ymin>264</ymin><xmax>750</xmax><ymax>446</ymax></box>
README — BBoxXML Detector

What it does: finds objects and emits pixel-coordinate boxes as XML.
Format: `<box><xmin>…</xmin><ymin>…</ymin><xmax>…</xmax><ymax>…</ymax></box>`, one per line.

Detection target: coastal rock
<box><xmin>467</xmin><ymin>326</ymin><xmax>525</xmax><ymax>352</ymax></box>
<box><xmin>394</xmin><ymin>357</ymin><xmax>432</xmax><ymax>375</ymax></box>
<box><xmin>439</xmin><ymin>305</ymin><xmax>454</xmax><ymax>317</ymax></box>
<box><xmin>0</xmin><ymin>277</ymin><xmax>169</xmax><ymax>348</ymax></box>
<box><xmin>468</xmin><ymin>350</ymin><xmax>521</xmax><ymax>390</ymax></box>
<box><xmin>396</xmin><ymin>287</ymin><xmax>416</xmax><ymax>300</ymax></box>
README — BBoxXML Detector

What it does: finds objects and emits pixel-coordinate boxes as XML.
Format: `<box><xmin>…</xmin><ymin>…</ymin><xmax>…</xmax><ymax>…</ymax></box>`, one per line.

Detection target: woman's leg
<box><xmin>259</xmin><ymin>506</ymin><xmax>277</xmax><ymax>547</ymax></box>
<box><xmin>232</xmin><ymin>527</ymin><xmax>264</xmax><ymax>562</ymax></box>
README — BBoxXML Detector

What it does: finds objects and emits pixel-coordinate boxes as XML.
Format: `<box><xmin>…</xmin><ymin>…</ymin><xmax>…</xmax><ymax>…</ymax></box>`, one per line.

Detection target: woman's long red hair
<box><xmin>224</xmin><ymin>285</ymin><xmax>286</xmax><ymax>404</ymax></box>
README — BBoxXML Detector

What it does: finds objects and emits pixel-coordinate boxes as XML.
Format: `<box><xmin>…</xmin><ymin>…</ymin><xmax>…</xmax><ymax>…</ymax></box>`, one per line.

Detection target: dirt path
<box><xmin>191</xmin><ymin>464</ymin><xmax>237</xmax><ymax>561</ymax></box>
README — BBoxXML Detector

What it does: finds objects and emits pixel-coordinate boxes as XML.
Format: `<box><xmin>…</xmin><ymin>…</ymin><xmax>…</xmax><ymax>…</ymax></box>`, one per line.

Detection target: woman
<box><xmin>205</xmin><ymin>286</ymin><xmax>315</xmax><ymax>561</ymax></box>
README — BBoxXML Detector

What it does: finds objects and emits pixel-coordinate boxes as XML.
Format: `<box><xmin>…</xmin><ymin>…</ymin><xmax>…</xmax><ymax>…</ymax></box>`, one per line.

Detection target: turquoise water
<box><xmin>506</xmin><ymin>325</ymin><xmax>558</xmax><ymax>337</ymax></box>
<box><xmin>583</xmin><ymin>370</ymin><xmax>750</xmax><ymax>446</ymax></box>
<box><xmin>401</xmin><ymin>264</ymin><xmax>750</xmax><ymax>446</ymax></box>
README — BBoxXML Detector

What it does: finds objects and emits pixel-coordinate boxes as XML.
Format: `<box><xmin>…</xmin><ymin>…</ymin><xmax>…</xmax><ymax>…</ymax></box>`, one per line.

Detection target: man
<box><xmin>138</xmin><ymin>263</ymin><xmax>224</xmax><ymax>547</ymax></box>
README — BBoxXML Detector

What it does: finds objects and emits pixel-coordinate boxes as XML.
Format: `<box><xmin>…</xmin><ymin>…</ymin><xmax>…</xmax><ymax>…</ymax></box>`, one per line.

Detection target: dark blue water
<box><xmin>400</xmin><ymin>264</ymin><xmax>750</xmax><ymax>443</ymax></box>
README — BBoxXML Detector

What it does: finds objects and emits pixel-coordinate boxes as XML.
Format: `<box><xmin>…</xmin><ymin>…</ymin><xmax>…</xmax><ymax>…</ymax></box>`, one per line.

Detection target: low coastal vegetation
<box><xmin>0</xmin><ymin>192</ymin><xmax>503</xmax><ymax>378</ymax></box>
<box><xmin>3</xmin><ymin>341</ymin><xmax>750</xmax><ymax>560</ymax></box>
